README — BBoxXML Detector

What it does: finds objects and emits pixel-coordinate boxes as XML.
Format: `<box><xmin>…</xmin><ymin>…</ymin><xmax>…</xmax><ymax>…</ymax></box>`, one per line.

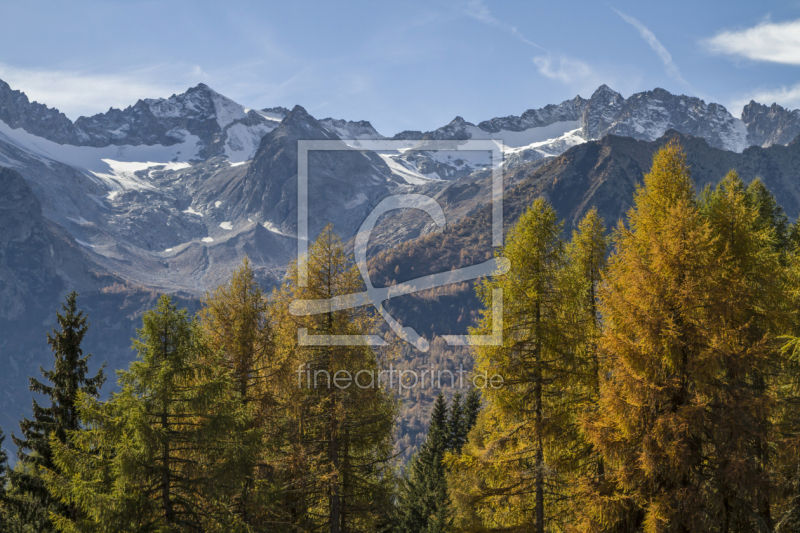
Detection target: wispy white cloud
<box><xmin>464</xmin><ymin>0</ymin><xmax>545</xmax><ymax>50</ymax></box>
<box><xmin>0</xmin><ymin>63</ymin><xmax>205</xmax><ymax>119</ymax></box>
<box><xmin>614</xmin><ymin>9</ymin><xmax>687</xmax><ymax>85</ymax></box>
<box><xmin>704</xmin><ymin>18</ymin><xmax>800</xmax><ymax>65</ymax></box>
<box><xmin>729</xmin><ymin>82</ymin><xmax>800</xmax><ymax>115</ymax></box>
<box><xmin>464</xmin><ymin>0</ymin><xmax>606</xmax><ymax>90</ymax></box>
<box><xmin>532</xmin><ymin>55</ymin><xmax>594</xmax><ymax>84</ymax></box>
<box><xmin>530</xmin><ymin>53</ymin><xmax>631</xmax><ymax>99</ymax></box>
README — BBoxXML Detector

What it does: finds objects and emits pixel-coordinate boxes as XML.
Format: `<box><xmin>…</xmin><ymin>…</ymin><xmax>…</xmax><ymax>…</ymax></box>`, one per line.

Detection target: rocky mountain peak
<box><xmin>261</xmin><ymin>106</ymin><xmax>291</xmax><ymax>118</ymax></box>
<box><xmin>0</xmin><ymin>78</ymin><xmax>284</xmax><ymax>161</ymax></box>
<box><xmin>318</xmin><ymin>117</ymin><xmax>385</xmax><ymax>140</ymax></box>
<box><xmin>285</xmin><ymin>104</ymin><xmax>312</xmax><ymax>121</ymax></box>
<box><xmin>391</xmin><ymin>129</ymin><xmax>425</xmax><ymax>140</ymax></box>
<box><xmin>273</xmin><ymin>105</ymin><xmax>341</xmax><ymax>141</ymax></box>
<box><xmin>579</xmin><ymin>86</ymin><xmax>749</xmax><ymax>152</ymax></box>
<box><xmin>0</xmin><ymin>78</ymin><xmax>80</xmax><ymax>144</ymax></box>
<box><xmin>590</xmin><ymin>84</ymin><xmax>624</xmax><ymax>103</ymax></box>
<box><xmin>581</xmin><ymin>85</ymin><xmax>624</xmax><ymax>139</ymax></box>
<box><xmin>477</xmin><ymin>95</ymin><xmax>587</xmax><ymax>133</ymax></box>
<box><xmin>420</xmin><ymin>116</ymin><xmax>475</xmax><ymax>141</ymax></box>
<box><xmin>742</xmin><ymin>100</ymin><xmax>800</xmax><ymax>147</ymax></box>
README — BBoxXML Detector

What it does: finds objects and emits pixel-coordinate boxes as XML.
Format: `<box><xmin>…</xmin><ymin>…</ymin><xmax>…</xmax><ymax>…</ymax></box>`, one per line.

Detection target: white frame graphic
<box><xmin>293</xmin><ymin>139</ymin><xmax>505</xmax><ymax>351</ymax></box>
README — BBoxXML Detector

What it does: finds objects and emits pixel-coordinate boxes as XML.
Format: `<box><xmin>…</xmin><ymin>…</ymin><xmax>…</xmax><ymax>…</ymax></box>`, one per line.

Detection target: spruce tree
<box><xmin>446</xmin><ymin>392</ymin><xmax>465</xmax><ymax>452</ymax></box>
<box><xmin>44</xmin><ymin>295</ymin><xmax>255</xmax><ymax>532</ymax></box>
<box><xmin>9</xmin><ymin>291</ymin><xmax>105</xmax><ymax>530</ymax></box>
<box><xmin>462</xmin><ymin>388</ymin><xmax>481</xmax><ymax>440</ymax></box>
<box><xmin>395</xmin><ymin>393</ymin><xmax>451</xmax><ymax>533</ymax></box>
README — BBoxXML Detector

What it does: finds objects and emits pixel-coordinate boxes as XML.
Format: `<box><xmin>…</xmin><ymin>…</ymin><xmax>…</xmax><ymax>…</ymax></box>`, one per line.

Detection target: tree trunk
<box><xmin>330</xmin><ymin>401</ymin><xmax>340</xmax><ymax>533</ymax></box>
<box><xmin>328</xmin><ymin>304</ymin><xmax>341</xmax><ymax>533</ymax></box>
<box><xmin>161</xmin><ymin>328</ymin><xmax>173</xmax><ymax>524</ymax></box>
<box><xmin>534</xmin><ymin>302</ymin><xmax>544</xmax><ymax>533</ymax></box>
<box><xmin>341</xmin><ymin>427</ymin><xmax>349</xmax><ymax>533</ymax></box>
<box><xmin>162</xmin><ymin>410</ymin><xmax>173</xmax><ymax>523</ymax></box>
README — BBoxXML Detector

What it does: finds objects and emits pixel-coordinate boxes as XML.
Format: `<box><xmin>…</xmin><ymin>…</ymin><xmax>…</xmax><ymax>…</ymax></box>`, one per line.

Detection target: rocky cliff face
<box><xmin>0</xmin><ymin>167</ymin><xmax>114</xmax><ymax>320</ymax></box>
<box><xmin>583</xmin><ymin>86</ymin><xmax>748</xmax><ymax>152</ymax></box>
<box><xmin>222</xmin><ymin>105</ymin><xmax>400</xmax><ymax>238</ymax></box>
<box><xmin>478</xmin><ymin>95</ymin><xmax>587</xmax><ymax>133</ymax></box>
<box><xmin>742</xmin><ymin>100</ymin><xmax>800</xmax><ymax>148</ymax></box>
<box><xmin>0</xmin><ymin>79</ymin><xmax>77</xmax><ymax>144</ymax></box>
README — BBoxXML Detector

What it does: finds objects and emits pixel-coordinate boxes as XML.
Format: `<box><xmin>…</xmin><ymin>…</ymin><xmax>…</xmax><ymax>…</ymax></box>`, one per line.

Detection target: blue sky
<box><xmin>2</xmin><ymin>0</ymin><xmax>800</xmax><ymax>136</ymax></box>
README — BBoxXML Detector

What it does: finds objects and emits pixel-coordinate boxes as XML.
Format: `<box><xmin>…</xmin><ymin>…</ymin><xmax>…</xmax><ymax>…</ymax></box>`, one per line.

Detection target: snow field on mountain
<box><xmin>0</xmin><ymin>118</ymin><xmax>200</xmax><ymax>190</ymax></box>
<box><xmin>253</xmin><ymin>109</ymin><xmax>286</xmax><ymax>122</ymax></box>
<box><xmin>471</xmin><ymin>120</ymin><xmax>583</xmax><ymax>149</ymax></box>
<box><xmin>209</xmin><ymin>90</ymin><xmax>249</xmax><ymax>129</ymax></box>
<box><xmin>377</xmin><ymin>152</ymin><xmax>435</xmax><ymax>184</ymax></box>
<box><xmin>505</xmin><ymin>128</ymin><xmax>586</xmax><ymax>158</ymax></box>
<box><xmin>224</xmin><ymin>122</ymin><xmax>275</xmax><ymax>163</ymax></box>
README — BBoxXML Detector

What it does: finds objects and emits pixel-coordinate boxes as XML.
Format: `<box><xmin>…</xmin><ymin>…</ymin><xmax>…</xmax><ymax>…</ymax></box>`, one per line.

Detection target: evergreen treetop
<box><xmin>45</xmin><ymin>295</ymin><xmax>256</xmax><ymax>532</ymax></box>
<box><xmin>447</xmin><ymin>392</ymin><xmax>465</xmax><ymax>452</ymax></box>
<box><xmin>9</xmin><ymin>291</ymin><xmax>105</xmax><ymax>531</ymax></box>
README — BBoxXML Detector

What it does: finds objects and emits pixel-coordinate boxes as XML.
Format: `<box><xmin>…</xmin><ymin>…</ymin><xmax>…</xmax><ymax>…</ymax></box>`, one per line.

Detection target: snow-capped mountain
<box><xmin>388</xmin><ymin>85</ymin><xmax>800</xmax><ymax>180</ymax></box>
<box><xmin>0</xmin><ymin>80</ymin><xmax>285</xmax><ymax>162</ymax></box>
<box><xmin>584</xmin><ymin>86</ymin><xmax>748</xmax><ymax>152</ymax></box>
<box><xmin>2</xmin><ymin>77</ymin><xmax>800</xmax><ymax>308</ymax></box>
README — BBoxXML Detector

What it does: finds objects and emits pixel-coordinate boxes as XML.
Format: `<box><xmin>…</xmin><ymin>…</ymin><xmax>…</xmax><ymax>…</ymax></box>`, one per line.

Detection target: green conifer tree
<box><xmin>746</xmin><ymin>177</ymin><xmax>790</xmax><ymax>254</ymax></box>
<box><xmin>395</xmin><ymin>393</ymin><xmax>451</xmax><ymax>533</ymax></box>
<box><xmin>447</xmin><ymin>392</ymin><xmax>465</xmax><ymax>452</ymax></box>
<box><xmin>9</xmin><ymin>292</ymin><xmax>105</xmax><ymax>531</ymax></box>
<box><xmin>462</xmin><ymin>388</ymin><xmax>481</xmax><ymax>441</ymax></box>
<box><xmin>44</xmin><ymin>295</ymin><xmax>256</xmax><ymax>532</ymax></box>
